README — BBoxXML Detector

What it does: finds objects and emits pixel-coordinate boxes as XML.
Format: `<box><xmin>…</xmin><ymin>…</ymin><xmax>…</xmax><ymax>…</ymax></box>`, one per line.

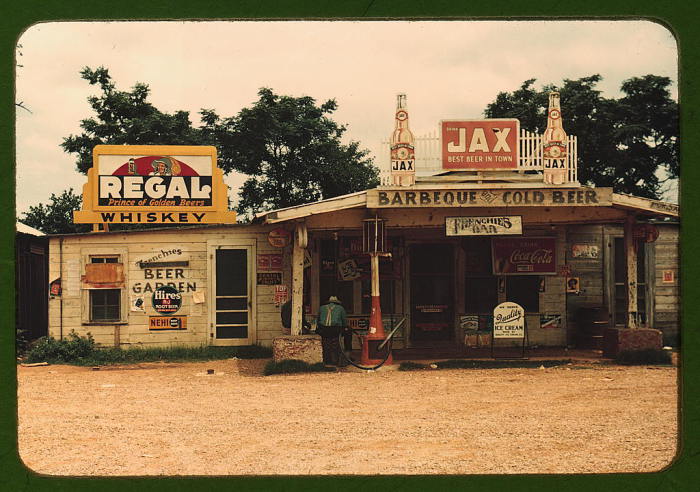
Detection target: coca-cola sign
<box><xmin>492</xmin><ymin>237</ymin><xmax>556</xmax><ymax>275</ymax></box>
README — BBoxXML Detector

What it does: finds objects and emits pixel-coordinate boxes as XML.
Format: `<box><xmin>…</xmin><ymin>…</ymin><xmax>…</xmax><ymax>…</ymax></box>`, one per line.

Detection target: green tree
<box><xmin>61</xmin><ymin>67</ymin><xmax>203</xmax><ymax>174</ymax></box>
<box><xmin>61</xmin><ymin>67</ymin><xmax>379</xmax><ymax>218</ymax></box>
<box><xmin>200</xmin><ymin>88</ymin><xmax>379</xmax><ymax>217</ymax></box>
<box><xmin>20</xmin><ymin>188</ymin><xmax>90</xmax><ymax>234</ymax></box>
<box><xmin>484</xmin><ymin>75</ymin><xmax>678</xmax><ymax>199</ymax></box>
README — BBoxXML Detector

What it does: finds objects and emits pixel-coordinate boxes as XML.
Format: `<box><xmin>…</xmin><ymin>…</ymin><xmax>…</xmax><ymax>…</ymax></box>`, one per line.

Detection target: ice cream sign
<box><xmin>441</xmin><ymin>119</ymin><xmax>519</xmax><ymax>170</ymax></box>
<box><xmin>74</xmin><ymin>145</ymin><xmax>236</xmax><ymax>224</ymax></box>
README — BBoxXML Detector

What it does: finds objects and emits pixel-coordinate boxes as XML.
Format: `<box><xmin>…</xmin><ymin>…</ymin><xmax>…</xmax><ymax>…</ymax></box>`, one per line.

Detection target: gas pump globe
<box><xmin>360</xmin><ymin>216</ymin><xmax>393</xmax><ymax>365</ymax></box>
<box><xmin>362</xmin><ymin>216</ymin><xmax>387</xmax><ymax>254</ymax></box>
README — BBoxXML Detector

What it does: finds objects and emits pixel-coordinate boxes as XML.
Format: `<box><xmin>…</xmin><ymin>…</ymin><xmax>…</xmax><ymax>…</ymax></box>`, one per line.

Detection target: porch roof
<box><xmin>257</xmin><ymin>185</ymin><xmax>679</xmax><ymax>224</ymax></box>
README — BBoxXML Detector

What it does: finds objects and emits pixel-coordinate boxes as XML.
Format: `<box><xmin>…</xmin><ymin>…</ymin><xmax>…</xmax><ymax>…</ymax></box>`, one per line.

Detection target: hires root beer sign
<box><xmin>492</xmin><ymin>237</ymin><xmax>556</xmax><ymax>275</ymax></box>
<box><xmin>441</xmin><ymin>119</ymin><xmax>519</xmax><ymax>170</ymax></box>
<box><xmin>74</xmin><ymin>145</ymin><xmax>236</xmax><ymax>224</ymax></box>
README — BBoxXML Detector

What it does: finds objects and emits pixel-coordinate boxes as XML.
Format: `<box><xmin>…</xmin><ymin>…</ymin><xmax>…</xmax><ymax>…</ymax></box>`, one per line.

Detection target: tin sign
<box><xmin>268</xmin><ymin>228</ymin><xmax>291</xmax><ymax>248</ymax></box>
<box><xmin>149</xmin><ymin>316</ymin><xmax>187</xmax><ymax>330</ymax></box>
<box><xmin>493</xmin><ymin>302</ymin><xmax>525</xmax><ymax>338</ymax></box>
<box><xmin>441</xmin><ymin>119</ymin><xmax>519</xmax><ymax>170</ymax></box>
<box><xmin>446</xmin><ymin>216</ymin><xmax>522</xmax><ymax>236</ymax></box>
<box><xmin>152</xmin><ymin>285</ymin><xmax>182</xmax><ymax>314</ymax></box>
<box><xmin>74</xmin><ymin>145</ymin><xmax>236</xmax><ymax>224</ymax></box>
<box><xmin>492</xmin><ymin>237</ymin><xmax>556</xmax><ymax>275</ymax></box>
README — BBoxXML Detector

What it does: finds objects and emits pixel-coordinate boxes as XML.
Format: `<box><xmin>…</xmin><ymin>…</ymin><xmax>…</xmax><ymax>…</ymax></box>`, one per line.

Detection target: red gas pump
<box><xmin>360</xmin><ymin>217</ymin><xmax>393</xmax><ymax>366</ymax></box>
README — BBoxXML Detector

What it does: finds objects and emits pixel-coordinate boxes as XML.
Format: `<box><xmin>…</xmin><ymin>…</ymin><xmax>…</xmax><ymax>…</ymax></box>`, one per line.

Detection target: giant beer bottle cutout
<box><xmin>542</xmin><ymin>92</ymin><xmax>568</xmax><ymax>185</ymax></box>
<box><xmin>390</xmin><ymin>93</ymin><xmax>416</xmax><ymax>186</ymax></box>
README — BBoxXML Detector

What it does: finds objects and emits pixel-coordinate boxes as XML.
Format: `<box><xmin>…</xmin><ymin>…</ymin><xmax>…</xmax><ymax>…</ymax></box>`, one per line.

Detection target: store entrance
<box><xmin>410</xmin><ymin>243</ymin><xmax>454</xmax><ymax>342</ymax></box>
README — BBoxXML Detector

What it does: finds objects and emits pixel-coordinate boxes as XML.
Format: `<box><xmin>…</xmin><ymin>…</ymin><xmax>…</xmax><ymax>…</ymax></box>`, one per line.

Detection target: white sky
<box><xmin>15</xmin><ymin>20</ymin><xmax>678</xmax><ymax>214</ymax></box>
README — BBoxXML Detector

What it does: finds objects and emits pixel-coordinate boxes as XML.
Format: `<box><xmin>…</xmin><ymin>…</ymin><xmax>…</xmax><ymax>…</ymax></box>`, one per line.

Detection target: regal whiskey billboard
<box><xmin>74</xmin><ymin>145</ymin><xmax>236</xmax><ymax>224</ymax></box>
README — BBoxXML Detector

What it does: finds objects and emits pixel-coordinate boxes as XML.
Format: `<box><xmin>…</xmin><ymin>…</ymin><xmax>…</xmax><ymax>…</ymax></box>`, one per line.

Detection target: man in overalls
<box><xmin>317</xmin><ymin>296</ymin><xmax>347</xmax><ymax>366</ymax></box>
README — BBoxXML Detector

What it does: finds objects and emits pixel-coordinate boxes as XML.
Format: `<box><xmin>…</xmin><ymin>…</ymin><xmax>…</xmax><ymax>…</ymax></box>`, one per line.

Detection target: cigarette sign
<box><xmin>74</xmin><ymin>145</ymin><xmax>236</xmax><ymax>224</ymax></box>
<box><xmin>441</xmin><ymin>119</ymin><xmax>519</xmax><ymax>170</ymax></box>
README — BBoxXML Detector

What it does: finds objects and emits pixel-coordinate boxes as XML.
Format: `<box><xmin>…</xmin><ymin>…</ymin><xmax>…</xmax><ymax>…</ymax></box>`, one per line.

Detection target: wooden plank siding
<box><xmin>48</xmin><ymin>224</ymin><xmax>291</xmax><ymax>348</ymax></box>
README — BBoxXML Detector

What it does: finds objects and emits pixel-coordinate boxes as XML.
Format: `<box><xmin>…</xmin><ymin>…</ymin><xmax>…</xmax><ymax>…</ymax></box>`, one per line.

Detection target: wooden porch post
<box><xmin>624</xmin><ymin>214</ymin><xmax>638</xmax><ymax>329</ymax></box>
<box><xmin>291</xmin><ymin>222</ymin><xmax>307</xmax><ymax>336</ymax></box>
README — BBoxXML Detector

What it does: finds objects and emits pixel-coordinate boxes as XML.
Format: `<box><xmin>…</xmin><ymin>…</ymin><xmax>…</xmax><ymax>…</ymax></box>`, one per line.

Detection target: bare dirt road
<box><xmin>17</xmin><ymin>359</ymin><xmax>678</xmax><ymax>476</ymax></box>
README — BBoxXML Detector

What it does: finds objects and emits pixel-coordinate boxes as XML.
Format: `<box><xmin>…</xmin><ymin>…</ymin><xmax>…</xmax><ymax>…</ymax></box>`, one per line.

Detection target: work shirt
<box><xmin>317</xmin><ymin>301</ymin><xmax>347</xmax><ymax>327</ymax></box>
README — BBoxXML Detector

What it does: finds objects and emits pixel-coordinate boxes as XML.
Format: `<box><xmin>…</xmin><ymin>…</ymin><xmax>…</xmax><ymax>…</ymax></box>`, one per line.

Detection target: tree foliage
<box><xmin>484</xmin><ymin>75</ymin><xmax>678</xmax><ymax>199</ymax></box>
<box><xmin>200</xmin><ymin>88</ymin><xmax>378</xmax><ymax>216</ymax></box>
<box><xmin>20</xmin><ymin>188</ymin><xmax>90</xmax><ymax>234</ymax></box>
<box><xmin>61</xmin><ymin>67</ymin><xmax>203</xmax><ymax>174</ymax></box>
<box><xmin>60</xmin><ymin>67</ymin><xmax>379</xmax><ymax>218</ymax></box>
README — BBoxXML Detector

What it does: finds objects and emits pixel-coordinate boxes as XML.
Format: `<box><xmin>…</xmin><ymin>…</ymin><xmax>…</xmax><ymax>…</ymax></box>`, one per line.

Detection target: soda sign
<box><xmin>152</xmin><ymin>285</ymin><xmax>182</xmax><ymax>314</ymax></box>
<box><xmin>441</xmin><ymin>119</ymin><xmax>519</xmax><ymax>170</ymax></box>
<box><xmin>492</xmin><ymin>237</ymin><xmax>556</xmax><ymax>275</ymax></box>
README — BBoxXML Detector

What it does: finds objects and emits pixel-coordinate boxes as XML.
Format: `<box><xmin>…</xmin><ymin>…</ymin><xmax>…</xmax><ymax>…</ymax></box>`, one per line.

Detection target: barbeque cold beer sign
<box><xmin>74</xmin><ymin>145</ymin><xmax>236</xmax><ymax>224</ymax></box>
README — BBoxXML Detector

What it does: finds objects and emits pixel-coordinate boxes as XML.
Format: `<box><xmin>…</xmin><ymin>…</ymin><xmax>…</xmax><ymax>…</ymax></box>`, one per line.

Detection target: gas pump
<box><xmin>358</xmin><ymin>216</ymin><xmax>393</xmax><ymax>366</ymax></box>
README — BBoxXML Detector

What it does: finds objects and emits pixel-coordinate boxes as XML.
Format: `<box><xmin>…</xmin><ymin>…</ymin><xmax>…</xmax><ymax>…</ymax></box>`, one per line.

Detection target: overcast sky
<box><xmin>15</xmin><ymin>20</ymin><xmax>678</xmax><ymax>215</ymax></box>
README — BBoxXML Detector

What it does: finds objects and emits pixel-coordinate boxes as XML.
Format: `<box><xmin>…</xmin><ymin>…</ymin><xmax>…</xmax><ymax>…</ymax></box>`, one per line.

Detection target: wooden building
<box><xmin>16</xmin><ymin>222</ymin><xmax>49</xmax><ymax>342</ymax></box>
<box><xmin>46</xmin><ymin>185</ymin><xmax>679</xmax><ymax>352</ymax></box>
<box><xmin>47</xmin><ymin>98</ymin><xmax>680</xmax><ymax>354</ymax></box>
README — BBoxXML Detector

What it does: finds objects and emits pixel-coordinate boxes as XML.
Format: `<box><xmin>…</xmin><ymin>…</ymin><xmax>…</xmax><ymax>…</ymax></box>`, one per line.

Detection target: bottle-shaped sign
<box><xmin>542</xmin><ymin>91</ymin><xmax>568</xmax><ymax>185</ymax></box>
<box><xmin>127</xmin><ymin>157</ymin><xmax>137</xmax><ymax>175</ymax></box>
<box><xmin>390</xmin><ymin>93</ymin><xmax>416</xmax><ymax>186</ymax></box>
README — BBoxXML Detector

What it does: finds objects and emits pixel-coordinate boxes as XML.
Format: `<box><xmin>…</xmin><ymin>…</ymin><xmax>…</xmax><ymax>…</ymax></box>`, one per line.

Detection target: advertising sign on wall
<box><xmin>493</xmin><ymin>302</ymin><xmax>525</xmax><ymax>338</ymax></box>
<box><xmin>149</xmin><ymin>316</ymin><xmax>187</xmax><ymax>330</ymax></box>
<box><xmin>367</xmin><ymin>188</ymin><xmax>612</xmax><ymax>208</ymax></box>
<box><xmin>446</xmin><ymin>216</ymin><xmax>522</xmax><ymax>236</ymax></box>
<box><xmin>257</xmin><ymin>254</ymin><xmax>283</xmax><ymax>271</ymax></box>
<box><xmin>441</xmin><ymin>119</ymin><xmax>519</xmax><ymax>170</ymax></box>
<box><xmin>257</xmin><ymin>272</ymin><xmax>283</xmax><ymax>285</ymax></box>
<box><xmin>152</xmin><ymin>286</ymin><xmax>182</xmax><ymax>314</ymax></box>
<box><xmin>492</xmin><ymin>237</ymin><xmax>556</xmax><ymax>275</ymax></box>
<box><xmin>74</xmin><ymin>145</ymin><xmax>236</xmax><ymax>224</ymax></box>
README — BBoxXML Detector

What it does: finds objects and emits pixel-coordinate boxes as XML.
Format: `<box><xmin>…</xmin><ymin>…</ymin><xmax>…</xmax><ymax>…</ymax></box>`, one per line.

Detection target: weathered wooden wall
<box><xmin>48</xmin><ymin>224</ymin><xmax>291</xmax><ymax>348</ymax></box>
<box><xmin>653</xmin><ymin>223</ymin><xmax>680</xmax><ymax>345</ymax></box>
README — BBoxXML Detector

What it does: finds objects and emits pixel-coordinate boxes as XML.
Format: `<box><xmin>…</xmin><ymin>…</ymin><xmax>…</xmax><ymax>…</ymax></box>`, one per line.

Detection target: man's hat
<box><xmin>328</xmin><ymin>296</ymin><xmax>341</xmax><ymax>303</ymax></box>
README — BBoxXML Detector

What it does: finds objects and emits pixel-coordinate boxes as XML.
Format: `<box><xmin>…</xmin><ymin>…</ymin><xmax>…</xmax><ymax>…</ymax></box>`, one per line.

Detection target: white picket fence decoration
<box><xmin>379</xmin><ymin>129</ymin><xmax>578</xmax><ymax>185</ymax></box>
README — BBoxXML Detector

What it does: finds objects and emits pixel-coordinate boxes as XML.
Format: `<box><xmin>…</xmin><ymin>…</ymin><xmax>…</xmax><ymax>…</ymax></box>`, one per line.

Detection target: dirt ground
<box><xmin>17</xmin><ymin>358</ymin><xmax>678</xmax><ymax>476</ymax></box>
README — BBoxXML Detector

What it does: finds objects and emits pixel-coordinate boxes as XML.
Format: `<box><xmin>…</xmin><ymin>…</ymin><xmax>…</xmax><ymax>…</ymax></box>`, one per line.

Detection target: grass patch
<box><xmin>22</xmin><ymin>331</ymin><xmax>272</xmax><ymax>366</ymax></box>
<box><xmin>263</xmin><ymin>359</ymin><xmax>336</xmax><ymax>375</ymax></box>
<box><xmin>614</xmin><ymin>349</ymin><xmax>672</xmax><ymax>366</ymax></box>
<box><xmin>399</xmin><ymin>359</ymin><xmax>573</xmax><ymax>371</ymax></box>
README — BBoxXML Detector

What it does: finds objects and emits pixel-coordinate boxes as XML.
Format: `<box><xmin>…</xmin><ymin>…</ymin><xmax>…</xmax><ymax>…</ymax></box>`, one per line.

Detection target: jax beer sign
<box><xmin>441</xmin><ymin>119</ymin><xmax>519</xmax><ymax>170</ymax></box>
<box><xmin>74</xmin><ymin>145</ymin><xmax>236</xmax><ymax>224</ymax></box>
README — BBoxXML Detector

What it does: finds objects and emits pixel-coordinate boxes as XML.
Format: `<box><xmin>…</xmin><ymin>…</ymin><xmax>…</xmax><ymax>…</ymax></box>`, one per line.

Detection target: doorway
<box><xmin>208</xmin><ymin>243</ymin><xmax>255</xmax><ymax>346</ymax></box>
<box><xmin>410</xmin><ymin>243</ymin><xmax>454</xmax><ymax>342</ymax></box>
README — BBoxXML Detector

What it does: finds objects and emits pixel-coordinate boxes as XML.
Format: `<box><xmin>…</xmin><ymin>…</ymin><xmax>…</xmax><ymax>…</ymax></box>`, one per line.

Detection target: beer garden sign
<box><xmin>74</xmin><ymin>145</ymin><xmax>236</xmax><ymax>225</ymax></box>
